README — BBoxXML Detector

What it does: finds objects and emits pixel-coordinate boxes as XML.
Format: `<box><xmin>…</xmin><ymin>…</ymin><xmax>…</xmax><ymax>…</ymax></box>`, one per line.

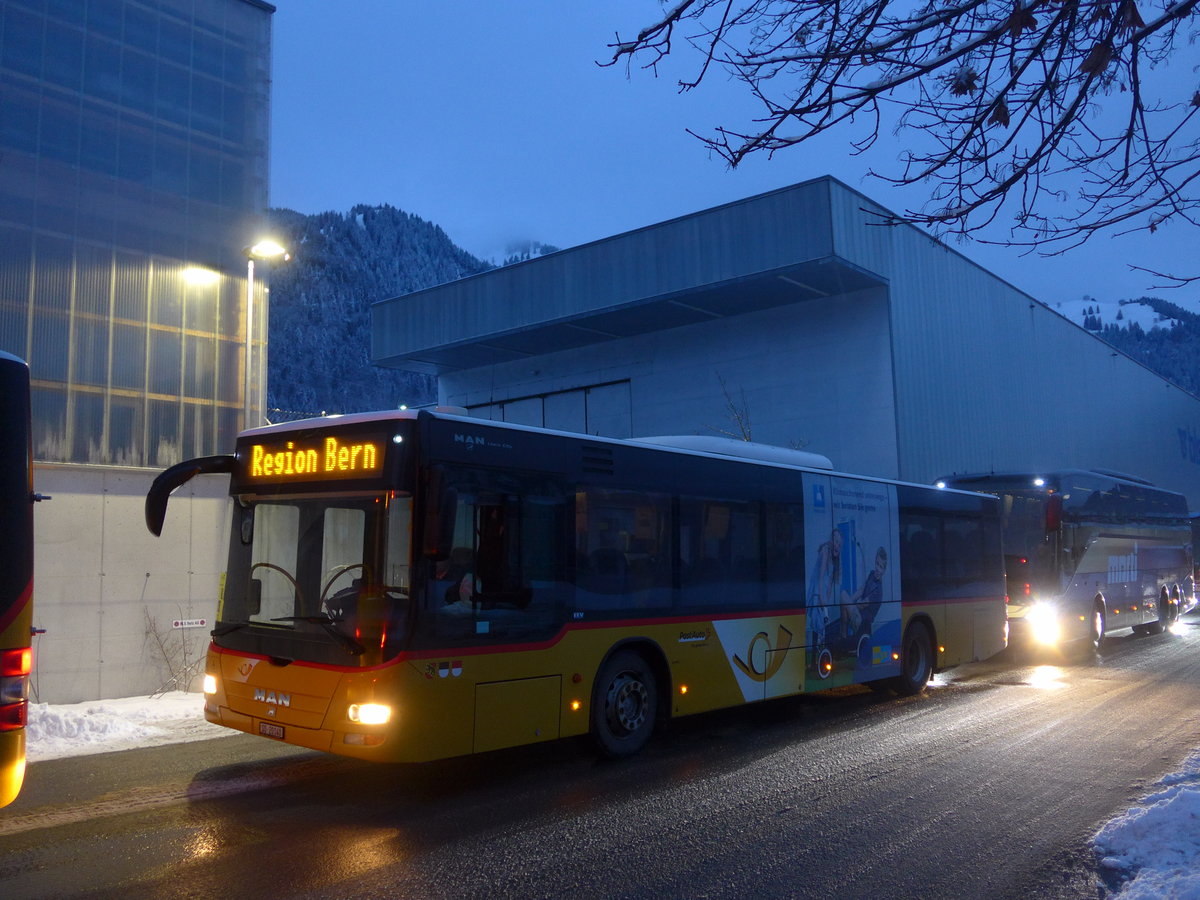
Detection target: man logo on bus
<box><xmin>733</xmin><ymin>624</ymin><xmax>795</xmax><ymax>682</ymax></box>
<box><xmin>254</xmin><ymin>688</ymin><xmax>291</xmax><ymax>707</ymax></box>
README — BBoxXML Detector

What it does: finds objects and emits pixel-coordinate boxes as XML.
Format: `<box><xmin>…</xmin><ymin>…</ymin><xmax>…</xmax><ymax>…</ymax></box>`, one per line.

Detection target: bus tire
<box><xmin>892</xmin><ymin>621</ymin><xmax>933</xmax><ymax>697</ymax></box>
<box><xmin>591</xmin><ymin>650</ymin><xmax>658</xmax><ymax>758</ymax></box>
<box><xmin>1147</xmin><ymin>588</ymin><xmax>1171</xmax><ymax>635</ymax></box>
<box><xmin>1088</xmin><ymin>603</ymin><xmax>1106</xmax><ymax>651</ymax></box>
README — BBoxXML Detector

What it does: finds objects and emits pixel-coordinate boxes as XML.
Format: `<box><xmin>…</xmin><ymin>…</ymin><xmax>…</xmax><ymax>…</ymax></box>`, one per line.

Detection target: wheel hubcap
<box><xmin>608</xmin><ymin>673</ymin><xmax>648</xmax><ymax>734</ymax></box>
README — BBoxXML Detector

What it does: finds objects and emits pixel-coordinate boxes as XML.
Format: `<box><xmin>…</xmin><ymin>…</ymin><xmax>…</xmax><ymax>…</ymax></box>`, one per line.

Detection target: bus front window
<box><xmin>1000</xmin><ymin>492</ymin><xmax>1058</xmax><ymax>598</ymax></box>
<box><xmin>221</xmin><ymin>494</ymin><xmax>413</xmax><ymax>663</ymax></box>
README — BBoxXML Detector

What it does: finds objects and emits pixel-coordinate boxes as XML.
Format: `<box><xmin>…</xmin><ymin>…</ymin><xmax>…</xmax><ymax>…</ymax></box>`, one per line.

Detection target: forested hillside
<box><xmin>1071</xmin><ymin>297</ymin><xmax>1200</xmax><ymax>397</ymax></box>
<box><xmin>264</xmin><ymin>204</ymin><xmax>492</xmax><ymax>418</ymax></box>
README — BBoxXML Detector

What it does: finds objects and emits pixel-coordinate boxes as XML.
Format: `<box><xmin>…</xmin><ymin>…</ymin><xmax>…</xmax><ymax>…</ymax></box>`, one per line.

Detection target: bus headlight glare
<box><xmin>202</xmin><ymin>674</ymin><xmax>217</xmax><ymax>695</ymax></box>
<box><xmin>1026</xmin><ymin>603</ymin><xmax>1061</xmax><ymax>645</ymax></box>
<box><xmin>348</xmin><ymin>702</ymin><xmax>391</xmax><ymax>725</ymax></box>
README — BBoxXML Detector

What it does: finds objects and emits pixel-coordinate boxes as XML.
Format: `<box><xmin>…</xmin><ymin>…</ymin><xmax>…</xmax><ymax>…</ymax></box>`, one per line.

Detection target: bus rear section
<box><xmin>149</xmin><ymin>411</ymin><xmax>1007</xmax><ymax>762</ymax></box>
<box><xmin>941</xmin><ymin>471</ymin><xmax>1193</xmax><ymax>650</ymax></box>
<box><xmin>0</xmin><ymin>352</ymin><xmax>34</xmax><ymax>807</ymax></box>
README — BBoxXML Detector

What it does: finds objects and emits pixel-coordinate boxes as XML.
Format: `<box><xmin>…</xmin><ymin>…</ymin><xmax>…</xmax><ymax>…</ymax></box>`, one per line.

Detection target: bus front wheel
<box><xmin>1088</xmin><ymin>605</ymin><xmax>1106</xmax><ymax>651</ymax></box>
<box><xmin>892</xmin><ymin>622</ymin><xmax>933</xmax><ymax>696</ymax></box>
<box><xmin>591</xmin><ymin>650</ymin><xmax>658</xmax><ymax>758</ymax></box>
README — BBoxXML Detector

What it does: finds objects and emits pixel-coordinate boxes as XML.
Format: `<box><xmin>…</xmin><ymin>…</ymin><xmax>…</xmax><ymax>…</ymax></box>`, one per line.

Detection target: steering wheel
<box><xmin>250</xmin><ymin>562</ymin><xmax>303</xmax><ymax>606</ymax></box>
<box><xmin>320</xmin><ymin>563</ymin><xmax>364</xmax><ymax>607</ymax></box>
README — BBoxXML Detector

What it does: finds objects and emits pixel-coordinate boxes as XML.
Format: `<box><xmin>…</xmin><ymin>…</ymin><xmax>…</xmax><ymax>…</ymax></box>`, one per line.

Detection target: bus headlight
<box><xmin>348</xmin><ymin>702</ymin><xmax>391</xmax><ymax>725</ymax></box>
<box><xmin>1026</xmin><ymin>603</ymin><xmax>1062</xmax><ymax>645</ymax></box>
<box><xmin>202</xmin><ymin>674</ymin><xmax>217</xmax><ymax>695</ymax></box>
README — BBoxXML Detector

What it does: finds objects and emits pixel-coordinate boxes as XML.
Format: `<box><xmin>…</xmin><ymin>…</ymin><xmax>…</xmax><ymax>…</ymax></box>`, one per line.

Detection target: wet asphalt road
<box><xmin>4</xmin><ymin>619</ymin><xmax>1200</xmax><ymax>899</ymax></box>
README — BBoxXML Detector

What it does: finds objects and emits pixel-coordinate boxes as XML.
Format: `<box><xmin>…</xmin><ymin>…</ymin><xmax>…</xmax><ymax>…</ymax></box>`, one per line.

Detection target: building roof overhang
<box><xmin>371</xmin><ymin>177</ymin><xmax>889</xmax><ymax>373</ymax></box>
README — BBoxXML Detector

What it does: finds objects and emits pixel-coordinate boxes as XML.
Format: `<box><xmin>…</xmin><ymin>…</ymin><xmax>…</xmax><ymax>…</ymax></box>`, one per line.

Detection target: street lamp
<box><xmin>243</xmin><ymin>240</ymin><xmax>289</xmax><ymax>429</ymax></box>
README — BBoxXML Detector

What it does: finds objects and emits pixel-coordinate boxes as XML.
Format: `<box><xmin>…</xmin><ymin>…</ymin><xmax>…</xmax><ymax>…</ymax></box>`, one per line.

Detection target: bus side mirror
<box><xmin>422</xmin><ymin>467</ymin><xmax>457</xmax><ymax>561</ymax></box>
<box><xmin>247</xmin><ymin>578</ymin><xmax>262</xmax><ymax>616</ymax></box>
<box><xmin>145</xmin><ymin>454</ymin><xmax>235</xmax><ymax>536</ymax></box>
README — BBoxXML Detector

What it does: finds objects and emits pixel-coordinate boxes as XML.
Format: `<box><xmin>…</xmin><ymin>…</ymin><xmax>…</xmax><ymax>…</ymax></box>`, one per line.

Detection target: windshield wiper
<box><xmin>270</xmin><ymin>615</ymin><xmax>365</xmax><ymax>656</ymax></box>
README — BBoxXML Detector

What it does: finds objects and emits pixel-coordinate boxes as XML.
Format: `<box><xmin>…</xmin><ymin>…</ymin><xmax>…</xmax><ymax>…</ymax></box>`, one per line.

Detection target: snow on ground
<box><xmin>1094</xmin><ymin>750</ymin><xmax>1200</xmax><ymax>898</ymax></box>
<box><xmin>24</xmin><ymin>691</ymin><xmax>231</xmax><ymax>762</ymax></box>
<box><xmin>20</xmin><ymin>693</ymin><xmax>1200</xmax><ymax>896</ymax></box>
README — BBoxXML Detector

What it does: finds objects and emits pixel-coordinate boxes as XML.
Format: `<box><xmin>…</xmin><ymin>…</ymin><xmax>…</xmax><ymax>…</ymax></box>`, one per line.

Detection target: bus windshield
<box><xmin>218</xmin><ymin>491</ymin><xmax>412</xmax><ymax>664</ymax></box>
<box><xmin>996</xmin><ymin>490</ymin><xmax>1059</xmax><ymax>597</ymax></box>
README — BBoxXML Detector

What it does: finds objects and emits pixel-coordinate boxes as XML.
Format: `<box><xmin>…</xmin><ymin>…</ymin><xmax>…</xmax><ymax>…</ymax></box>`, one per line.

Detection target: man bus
<box><xmin>147</xmin><ymin>410</ymin><xmax>1007</xmax><ymax>761</ymax></box>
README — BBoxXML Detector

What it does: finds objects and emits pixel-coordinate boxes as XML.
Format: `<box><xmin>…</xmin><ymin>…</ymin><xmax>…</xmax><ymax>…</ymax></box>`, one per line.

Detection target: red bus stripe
<box><xmin>0</xmin><ymin>580</ymin><xmax>32</xmax><ymax>636</ymax></box>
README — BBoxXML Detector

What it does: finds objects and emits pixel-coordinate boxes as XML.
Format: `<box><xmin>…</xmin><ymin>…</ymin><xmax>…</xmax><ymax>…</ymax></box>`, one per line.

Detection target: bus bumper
<box><xmin>0</xmin><ymin>729</ymin><xmax>26</xmax><ymax>807</ymax></box>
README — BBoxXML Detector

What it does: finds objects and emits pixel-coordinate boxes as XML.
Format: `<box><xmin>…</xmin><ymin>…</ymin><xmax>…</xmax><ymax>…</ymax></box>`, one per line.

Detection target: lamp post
<box><xmin>243</xmin><ymin>240</ymin><xmax>289</xmax><ymax>429</ymax></box>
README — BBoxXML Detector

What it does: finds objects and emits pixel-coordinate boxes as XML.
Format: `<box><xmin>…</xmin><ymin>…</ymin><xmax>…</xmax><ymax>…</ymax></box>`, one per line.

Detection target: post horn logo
<box><xmin>733</xmin><ymin>624</ymin><xmax>795</xmax><ymax>682</ymax></box>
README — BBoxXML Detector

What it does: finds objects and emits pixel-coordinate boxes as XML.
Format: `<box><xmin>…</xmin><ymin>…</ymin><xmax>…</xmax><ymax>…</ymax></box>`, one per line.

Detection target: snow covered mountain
<box><xmin>265</xmin><ymin>204</ymin><xmax>492</xmax><ymax>419</ymax></box>
<box><xmin>1049</xmin><ymin>296</ymin><xmax>1200</xmax><ymax>397</ymax></box>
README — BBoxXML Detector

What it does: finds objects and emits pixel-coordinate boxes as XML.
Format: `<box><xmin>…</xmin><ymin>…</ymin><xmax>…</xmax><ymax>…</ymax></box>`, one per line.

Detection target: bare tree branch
<box><xmin>603</xmin><ymin>0</ymin><xmax>1200</xmax><ymax>278</ymax></box>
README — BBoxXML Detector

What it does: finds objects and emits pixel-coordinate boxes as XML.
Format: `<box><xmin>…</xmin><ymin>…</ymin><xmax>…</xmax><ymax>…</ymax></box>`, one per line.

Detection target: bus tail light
<box><xmin>0</xmin><ymin>647</ymin><xmax>31</xmax><ymax>732</ymax></box>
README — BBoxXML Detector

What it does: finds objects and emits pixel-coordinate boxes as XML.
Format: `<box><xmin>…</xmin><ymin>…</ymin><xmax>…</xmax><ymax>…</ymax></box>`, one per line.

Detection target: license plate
<box><xmin>258</xmin><ymin>721</ymin><xmax>285</xmax><ymax>740</ymax></box>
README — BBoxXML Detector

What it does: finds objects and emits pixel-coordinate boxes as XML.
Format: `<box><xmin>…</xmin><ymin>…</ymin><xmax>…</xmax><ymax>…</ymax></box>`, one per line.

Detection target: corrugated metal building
<box><xmin>372</xmin><ymin>177</ymin><xmax>1200</xmax><ymax>506</ymax></box>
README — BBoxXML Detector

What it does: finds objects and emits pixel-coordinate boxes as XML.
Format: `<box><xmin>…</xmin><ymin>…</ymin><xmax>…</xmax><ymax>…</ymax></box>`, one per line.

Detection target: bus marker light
<box><xmin>938</xmin><ymin>646</ymin><xmax>945</xmax><ymax>653</ymax></box>
<box><xmin>570</xmin><ymin>700</ymin><xmax>581</xmax><ymax>711</ymax></box>
<box><xmin>202</xmin><ymin>674</ymin><xmax>217</xmax><ymax>694</ymax></box>
<box><xmin>348</xmin><ymin>703</ymin><xmax>391</xmax><ymax>725</ymax></box>
<box><xmin>892</xmin><ymin>652</ymin><xmax>900</xmax><ymax>661</ymax></box>
<box><xmin>679</xmin><ymin>685</ymin><xmax>688</xmax><ymax>695</ymax></box>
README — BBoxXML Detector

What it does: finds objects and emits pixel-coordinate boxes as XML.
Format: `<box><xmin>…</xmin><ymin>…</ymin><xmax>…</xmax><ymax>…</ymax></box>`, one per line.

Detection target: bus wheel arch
<box><xmin>892</xmin><ymin>618</ymin><xmax>935</xmax><ymax>696</ymax></box>
<box><xmin>590</xmin><ymin>642</ymin><xmax>667</xmax><ymax>758</ymax></box>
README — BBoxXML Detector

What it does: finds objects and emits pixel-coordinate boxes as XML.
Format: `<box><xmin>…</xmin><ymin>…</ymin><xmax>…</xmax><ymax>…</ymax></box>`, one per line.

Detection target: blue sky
<box><xmin>269</xmin><ymin>1</ymin><xmax>1199</xmax><ymax>309</ymax></box>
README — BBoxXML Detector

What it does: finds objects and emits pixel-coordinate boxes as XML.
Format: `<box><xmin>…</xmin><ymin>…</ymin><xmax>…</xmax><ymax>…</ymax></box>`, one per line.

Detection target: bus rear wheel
<box><xmin>1147</xmin><ymin>588</ymin><xmax>1172</xmax><ymax>635</ymax></box>
<box><xmin>591</xmin><ymin>650</ymin><xmax>658</xmax><ymax>758</ymax></box>
<box><xmin>892</xmin><ymin>622</ymin><xmax>933</xmax><ymax>697</ymax></box>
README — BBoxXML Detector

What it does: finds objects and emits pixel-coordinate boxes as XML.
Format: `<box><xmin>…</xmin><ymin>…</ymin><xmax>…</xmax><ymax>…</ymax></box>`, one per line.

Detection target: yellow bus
<box><xmin>146</xmin><ymin>410</ymin><xmax>1006</xmax><ymax>761</ymax></box>
<box><xmin>1</xmin><ymin>352</ymin><xmax>34</xmax><ymax>806</ymax></box>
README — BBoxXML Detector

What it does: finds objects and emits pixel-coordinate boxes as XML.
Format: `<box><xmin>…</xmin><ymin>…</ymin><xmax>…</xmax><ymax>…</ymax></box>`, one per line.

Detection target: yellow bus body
<box><xmin>204</xmin><ymin>601</ymin><xmax>1001</xmax><ymax>764</ymax></box>
<box><xmin>0</xmin><ymin>730</ymin><xmax>26</xmax><ymax>806</ymax></box>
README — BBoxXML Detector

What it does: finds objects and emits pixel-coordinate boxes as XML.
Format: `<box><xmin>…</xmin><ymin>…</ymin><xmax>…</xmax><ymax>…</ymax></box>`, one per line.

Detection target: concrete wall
<box><xmin>441</xmin><ymin>287</ymin><xmax>901</xmax><ymax>479</ymax></box>
<box><xmin>31</xmin><ymin>464</ymin><xmax>230</xmax><ymax>704</ymax></box>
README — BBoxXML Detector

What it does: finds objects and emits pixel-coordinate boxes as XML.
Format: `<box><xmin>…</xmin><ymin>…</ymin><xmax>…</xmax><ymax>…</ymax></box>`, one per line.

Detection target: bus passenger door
<box><xmin>801</xmin><ymin>473</ymin><xmax>835</xmax><ymax>691</ymax></box>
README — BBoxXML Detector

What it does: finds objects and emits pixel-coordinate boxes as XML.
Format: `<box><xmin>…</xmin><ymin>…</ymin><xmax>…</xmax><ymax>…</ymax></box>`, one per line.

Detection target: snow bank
<box><xmin>1094</xmin><ymin>750</ymin><xmax>1200</xmax><ymax>898</ymax></box>
<box><xmin>24</xmin><ymin>692</ymin><xmax>232</xmax><ymax>762</ymax></box>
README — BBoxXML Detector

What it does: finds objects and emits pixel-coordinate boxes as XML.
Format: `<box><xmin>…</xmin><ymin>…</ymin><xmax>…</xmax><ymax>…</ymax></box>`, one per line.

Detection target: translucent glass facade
<box><xmin>0</xmin><ymin>0</ymin><xmax>273</xmax><ymax>465</ymax></box>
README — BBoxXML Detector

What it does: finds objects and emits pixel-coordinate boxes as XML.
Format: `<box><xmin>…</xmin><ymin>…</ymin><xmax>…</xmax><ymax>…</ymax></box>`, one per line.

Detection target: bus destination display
<box><xmin>241</xmin><ymin>433</ymin><xmax>388</xmax><ymax>484</ymax></box>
